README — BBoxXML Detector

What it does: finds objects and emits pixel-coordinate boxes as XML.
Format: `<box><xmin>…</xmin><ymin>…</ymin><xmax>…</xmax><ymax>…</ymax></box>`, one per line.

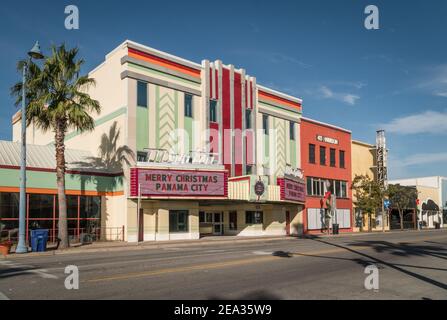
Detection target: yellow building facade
<box><xmin>351</xmin><ymin>140</ymin><xmax>390</xmax><ymax>232</ymax></box>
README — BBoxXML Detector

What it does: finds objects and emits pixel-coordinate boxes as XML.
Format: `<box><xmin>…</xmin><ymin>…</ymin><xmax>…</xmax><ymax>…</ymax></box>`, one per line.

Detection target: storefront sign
<box><xmin>254</xmin><ymin>180</ymin><xmax>266</xmax><ymax>197</ymax></box>
<box><xmin>130</xmin><ymin>168</ymin><xmax>228</xmax><ymax>198</ymax></box>
<box><xmin>316</xmin><ymin>135</ymin><xmax>339</xmax><ymax>145</ymax></box>
<box><xmin>277</xmin><ymin>178</ymin><xmax>306</xmax><ymax>203</ymax></box>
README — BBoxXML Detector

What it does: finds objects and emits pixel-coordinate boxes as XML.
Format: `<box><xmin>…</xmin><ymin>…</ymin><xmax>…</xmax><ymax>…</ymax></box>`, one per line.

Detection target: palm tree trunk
<box><xmin>55</xmin><ymin>123</ymin><xmax>69</xmax><ymax>249</ymax></box>
<box><xmin>400</xmin><ymin>210</ymin><xmax>404</xmax><ymax>231</ymax></box>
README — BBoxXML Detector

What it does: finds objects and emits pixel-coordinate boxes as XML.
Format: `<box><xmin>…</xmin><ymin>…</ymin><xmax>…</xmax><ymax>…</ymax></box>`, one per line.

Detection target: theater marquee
<box><xmin>130</xmin><ymin>168</ymin><xmax>228</xmax><ymax>198</ymax></box>
<box><xmin>277</xmin><ymin>177</ymin><xmax>306</xmax><ymax>203</ymax></box>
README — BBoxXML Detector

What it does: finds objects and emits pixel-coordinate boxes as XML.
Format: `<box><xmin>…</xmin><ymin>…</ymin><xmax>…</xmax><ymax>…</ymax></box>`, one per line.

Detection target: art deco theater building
<box><xmin>3</xmin><ymin>40</ymin><xmax>308</xmax><ymax>242</ymax></box>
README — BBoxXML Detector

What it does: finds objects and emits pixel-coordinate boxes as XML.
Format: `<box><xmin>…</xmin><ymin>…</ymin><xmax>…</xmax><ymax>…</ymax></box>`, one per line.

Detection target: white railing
<box><xmin>140</xmin><ymin>148</ymin><xmax>220</xmax><ymax>166</ymax></box>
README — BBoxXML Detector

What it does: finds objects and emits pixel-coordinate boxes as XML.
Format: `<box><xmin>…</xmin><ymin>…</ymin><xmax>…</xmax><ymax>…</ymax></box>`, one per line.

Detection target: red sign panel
<box><xmin>130</xmin><ymin>168</ymin><xmax>228</xmax><ymax>198</ymax></box>
<box><xmin>278</xmin><ymin>178</ymin><xmax>306</xmax><ymax>203</ymax></box>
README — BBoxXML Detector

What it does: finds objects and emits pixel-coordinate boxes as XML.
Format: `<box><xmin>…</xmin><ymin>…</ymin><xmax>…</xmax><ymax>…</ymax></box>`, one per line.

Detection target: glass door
<box><xmin>213</xmin><ymin>212</ymin><xmax>223</xmax><ymax>235</ymax></box>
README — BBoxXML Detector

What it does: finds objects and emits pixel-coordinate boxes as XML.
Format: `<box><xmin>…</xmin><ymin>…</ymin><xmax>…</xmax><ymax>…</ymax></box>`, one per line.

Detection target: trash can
<box><xmin>332</xmin><ymin>224</ymin><xmax>339</xmax><ymax>235</ymax></box>
<box><xmin>30</xmin><ymin>229</ymin><xmax>49</xmax><ymax>252</ymax></box>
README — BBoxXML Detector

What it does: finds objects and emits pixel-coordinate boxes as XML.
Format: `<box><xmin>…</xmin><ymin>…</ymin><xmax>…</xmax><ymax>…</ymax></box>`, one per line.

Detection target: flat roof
<box><xmin>352</xmin><ymin>139</ymin><xmax>375</xmax><ymax>148</ymax></box>
<box><xmin>301</xmin><ymin>117</ymin><xmax>351</xmax><ymax>134</ymax></box>
<box><xmin>105</xmin><ymin>40</ymin><xmax>303</xmax><ymax>104</ymax></box>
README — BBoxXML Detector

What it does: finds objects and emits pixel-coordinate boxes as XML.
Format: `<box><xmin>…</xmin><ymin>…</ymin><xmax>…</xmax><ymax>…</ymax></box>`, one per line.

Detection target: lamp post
<box><xmin>15</xmin><ymin>41</ymin><xmax>44</xmax><ymax>254</ymax></box>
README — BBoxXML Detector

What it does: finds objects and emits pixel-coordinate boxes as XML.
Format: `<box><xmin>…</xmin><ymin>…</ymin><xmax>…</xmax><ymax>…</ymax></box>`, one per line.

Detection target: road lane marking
<box><xmin>0</xmin><ymin>260</ymin><xmax>58</xmax><ymax>279</ymax></box>
<box><xmin>86</xmin><ymin>246</ymin><xmax>373</xmax><ymax>283</ymax></box>
<box><xmin>0</xmin><ymin>291</ymin><xmax>10</xmax><ymax>300</ymax></box>
<box><xmin>85</xmin><ymin>235</ymin><xmax>447</xmax><ymax>284</ymax></box>
<box><xmin>86</xmin><ymin>255</ymin><xmax>280</xmax><ymax>283</ymax></box>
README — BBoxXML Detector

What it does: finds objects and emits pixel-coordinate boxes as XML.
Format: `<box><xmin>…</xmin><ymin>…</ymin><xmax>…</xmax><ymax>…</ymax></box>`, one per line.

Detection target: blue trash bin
<box><xmin>30</xmin><ymin>229</ymin><xmax>49</xmax><ymax>252</ymax></box>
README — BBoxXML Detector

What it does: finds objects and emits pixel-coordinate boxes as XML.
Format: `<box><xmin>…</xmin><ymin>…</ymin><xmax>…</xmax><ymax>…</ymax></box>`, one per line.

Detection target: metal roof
<box><xmin>0</xmin><ymin>140</ymin><xmax>108</xmax><ymax>173</ymax></box>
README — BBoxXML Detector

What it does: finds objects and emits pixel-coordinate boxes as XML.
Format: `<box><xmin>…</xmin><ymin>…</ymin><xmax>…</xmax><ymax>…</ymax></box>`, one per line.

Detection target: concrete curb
<box><xmin>6</xmin><ymin>236</ymin><xmax>289</xmax><ymax>259</ymax></box>
<box><xmin>6</xmin><ymin>229</ymin><xmax>445</xmax><ymax>259</ymax></box>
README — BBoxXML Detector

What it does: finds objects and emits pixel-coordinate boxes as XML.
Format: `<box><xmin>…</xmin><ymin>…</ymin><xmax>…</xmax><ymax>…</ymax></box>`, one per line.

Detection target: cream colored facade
<box><xmin>351</xmin><ymin>140</ymin><xmax>389</xmax><ymax>232</ymax></box>
<box><xmin>12</xmin><ymin>40</ymin><xmax>305</xmax><ymax>242</ymax></box>
<box><xmin>389</xmin><ymin>176</ymin><xmax>445</xmax><ymax>228</ymax></box>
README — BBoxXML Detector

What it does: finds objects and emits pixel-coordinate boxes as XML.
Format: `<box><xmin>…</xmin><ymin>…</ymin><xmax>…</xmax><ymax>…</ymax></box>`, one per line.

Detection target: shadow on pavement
<box><xmin>307</xmin><ymin>237</ymin><xmax>447</xmax><ymax>291</ymax></box>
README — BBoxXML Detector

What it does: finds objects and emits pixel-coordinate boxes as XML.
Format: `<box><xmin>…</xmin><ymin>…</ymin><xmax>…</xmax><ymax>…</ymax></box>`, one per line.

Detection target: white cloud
<box><xmin>398</xmin><ymin>152</ymin><xmax>447</xmax><ymax>167</ymax></box>
<box><xmin>382</xmin><ymin>110</ymin><xmax>447</xmax><ymax>135</ymax></box>
<box><xmin>415</xmin><ymin>64</ymin><xmax>447</xmax><ymax>97</ymax></box>
<box><xmin>319</xmin><ymin>86</ymin><xmax>360</xmax><ymax>105</ymax></box>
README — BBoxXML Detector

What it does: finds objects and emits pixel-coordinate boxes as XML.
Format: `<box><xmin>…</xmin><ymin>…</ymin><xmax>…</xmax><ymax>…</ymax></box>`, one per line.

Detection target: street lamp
<box><xmin>15</xmin><ymin>41</ymin><xmax>44</xmax><ymax>254</ymax></box>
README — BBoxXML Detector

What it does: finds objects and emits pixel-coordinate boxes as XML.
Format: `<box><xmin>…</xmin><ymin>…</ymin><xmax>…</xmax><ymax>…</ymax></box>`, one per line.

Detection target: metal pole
<box><xmin>137</xmin><ymin>183</ymin><xmax>141</xmax><ymax>243</ymax></box>
<box><xmin>16</xmin><ymin>59</ymin><xmax>29</xmax><ymax>254</ymax></box>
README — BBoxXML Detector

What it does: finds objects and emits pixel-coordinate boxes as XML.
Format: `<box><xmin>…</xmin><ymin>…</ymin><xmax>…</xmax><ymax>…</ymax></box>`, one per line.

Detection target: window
<box><xmin>245</xmin><ymin>109</ymin><xmax>252</xmax><ymax>129</ymax></box>
<box><xmin>184</xmin><ymin>94</ymin><xmax>193</xmax><ymax>118</ymax></box>
<box><xmin>29</xmin><ymin>194</ymin><xmax>53</xmax><ymax>219</ymax></box>
<box><xmin>246</xmin><ymin>211</ymin><xmax>263</xmax><ymax>224</ymax></box>
<box><xmin>307</xmin><ymin>178</ymin><xmax>312</xmax><ymax>195</ymax></box>
<box><xmin>341</xmin><ymin>181</ymin><xmax>348</xmax><ymax>198</ymax></box>
<box><xmin>137</xmin><ymin>81</ymin><xmax>148</xmax><ymax>107</ymax></box>
<box><xmin>67</xmin><ymin>195</ymin><xmax>78</xmax><ymax>219</ymax></box>
<box><xmin>169</xmin><ymin>210</ymin><xmax>189</xmax><ymax>233</ymax></box>
<box><xmin>320</xmin><ymin>146</ymin><xmax>326</xmax><ymax>165</ymax></box>
<box><xmin>339</xmin><ymin>150</ymin><xmax>346</xmax><ymax>169</ymax></box>
<box><xmin>306</xmin><ymin>177</ymin><xmax>348</xmax><ymax>198</ymax></box>
<box><xmin>137</xmin><ymin>151</ymin><xmax>148</xmax><ymax>162</ymax></box>
<box><xmin>262</xmin><ymin>114</ymin><xmax>269</xmax><ymax>135</ymax></box>
<box><xmin>335</xmin><ymin>180</ymin><xmax>341</xmax><ymax>198</ymax></box>
<box><xmin>80</xmin><ymin>196</ymin><xmax>101</xmax><ymax>219</ymax></box>
<box><xmin>0</xmin><ymin>193</ymin><xmax>19</xmax><ymax>219</ymax></box>
<box><xmin>199</xmin><ymin>211</ymin><xmax>205</xmax><ymax>223</ymax></box>
<box><xmin>246</xmin><ymin>165</ymin><xmax>253</xmax><ymax>175</ymax></box>
<box><xmin>206</xmin><ymin>213</ymin><xmax>213</xmax><ymax>223</ymax></box>
<box><xmin>289</xmin><ymin>122</ymin><xmax>295</xmax><ymax>140</ymax></box>
<box><xmin>209</xmin><ymin>100</ymin><xmax>217</xmax><ymax>122</ymax></box>
<box><xmin>330</xmin><ymin>148</ymin><xmax>336</xmax><ymax>167</ymax></box>
<box><xmin>229</xmin><ymin>211</ymin><xmax>237</xmax><ymax>230</ymax></box>
<box><xmin>309</xmin><ymin>144</ymin><xmax>316</xmax><ymax>164</ymax></box>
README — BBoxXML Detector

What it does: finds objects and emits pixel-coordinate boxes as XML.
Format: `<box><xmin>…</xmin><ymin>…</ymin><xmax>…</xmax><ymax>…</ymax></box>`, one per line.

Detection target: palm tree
<box><xmin>11</xmin><ymin>44</ymin><xmax>101</xmax><ymax>249</ymax></box>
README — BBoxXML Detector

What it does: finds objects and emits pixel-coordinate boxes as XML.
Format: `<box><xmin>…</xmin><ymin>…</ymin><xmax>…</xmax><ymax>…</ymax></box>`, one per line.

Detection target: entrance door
<box><xmin>213</xmin><ymin>212</ymin><xmax>223</xmax><ymax>235</ymax></box>
<box><xmin>285</xmin><ymin>211</ymin><xmax>291</xmax><ymax>236</ymax></box>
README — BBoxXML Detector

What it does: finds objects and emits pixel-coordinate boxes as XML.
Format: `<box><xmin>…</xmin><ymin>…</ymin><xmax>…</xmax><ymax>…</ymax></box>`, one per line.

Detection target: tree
<box><xmin>351</xmin><ymin>175</ymin><xmax>384</xmax><ymax>232</ymax></box>
<box><xmin>388</xmin><ymin>184</ymin><xmax>418</xmax><ymax>230</ymax></box>
<box><xmin>11</xmin><ymin>44</ymin><xmax>101</xmax><ymax>249</ymax></box>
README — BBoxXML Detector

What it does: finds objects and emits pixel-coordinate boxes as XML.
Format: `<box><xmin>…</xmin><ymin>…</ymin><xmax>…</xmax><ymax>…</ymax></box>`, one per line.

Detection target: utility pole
<box><xmin>376</xmin><ymin>130</ymin><xmax>388</xmax><ymax>232</ymax></box>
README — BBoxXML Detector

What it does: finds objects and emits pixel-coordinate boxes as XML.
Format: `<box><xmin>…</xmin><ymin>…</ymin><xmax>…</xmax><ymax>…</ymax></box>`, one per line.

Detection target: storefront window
<box><xmin>229</xmin><ymin>211</ymin><xmax>237</xmax><ymax>230</ymax></box>
<box><xmin>29</xmin><ymin>194</ymin><xmax>54</xmax><ymax>219</ymax></box>
<box><xmin>80</xmin><ymin>196</ymin><xmax>101</xmax><ymax>219</ymax></box>
<box><xmin>199</xmin><ymin>211</ymin><xmax>205</xmax><ymax>223</ymax></box>
<box><xmin>169</xmin><ymin>210</ymin><xmax>189</xmax><ymax>233</ymax></box>
<box><xmin>67</xmin><ymin>195</ymin><xmax>78</xmax><ymax>219</ymax></box>
<box><xmin>246</xmin><ymin>211</ymin><xmax>263</xmax><ymax>224</ymax></box>
<box><xmin>0</xmin><ymin>192</ymin><xmax>102</xmax><ymax>243</ymax></box>
<box><xmin>0</xmin><ymin>193</ymin><xmax>19</xmax><ymax>219</ymax></box>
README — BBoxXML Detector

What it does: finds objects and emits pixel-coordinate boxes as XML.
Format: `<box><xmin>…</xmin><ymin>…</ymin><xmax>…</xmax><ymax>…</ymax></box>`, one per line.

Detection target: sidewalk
<box><xmin>5</xmin><ymin>228</ymin><xmax>445</xmax><ymax>259</ymax></box>
<box><xmin>6</xmin><ymin>235</ymin><xmax>289</xmax><ymax>258</ymax></box>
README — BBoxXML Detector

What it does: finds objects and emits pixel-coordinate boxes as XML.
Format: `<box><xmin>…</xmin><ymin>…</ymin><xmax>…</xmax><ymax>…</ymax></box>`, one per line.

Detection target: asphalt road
<box><xmin>0</xmin><ymin>230</ymin><xmax>446</xmax><ymax>300</ymax></box>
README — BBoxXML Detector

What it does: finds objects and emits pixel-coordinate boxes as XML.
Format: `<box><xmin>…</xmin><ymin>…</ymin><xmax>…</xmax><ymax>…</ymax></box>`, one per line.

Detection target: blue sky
<box><xmin>1</xmin><ymin>0</ymin><xmax>446</xmax><ymax>179</ymax></box>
